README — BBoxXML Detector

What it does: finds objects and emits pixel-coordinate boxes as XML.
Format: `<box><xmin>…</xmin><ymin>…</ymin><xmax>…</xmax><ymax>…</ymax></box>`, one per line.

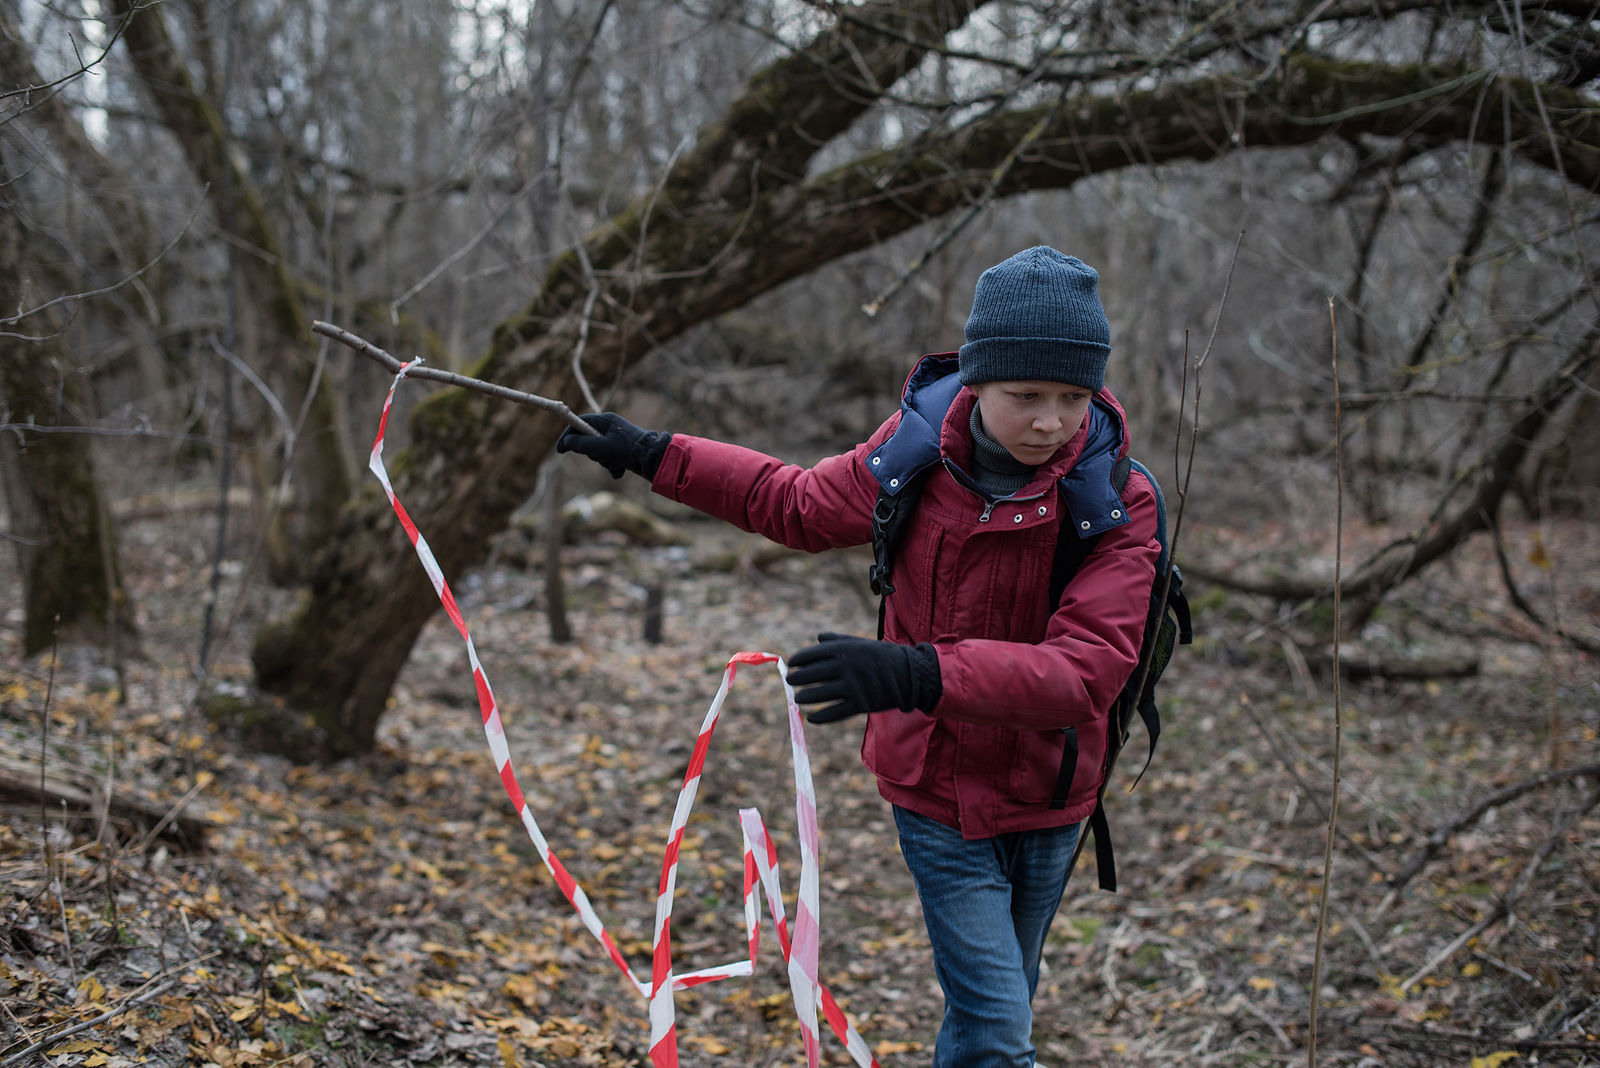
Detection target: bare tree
<box><xmin>6</xmin><ymin>0</ymin><xmax>1594</xmax><ymax>751</ymax></box>
<box><xmin>246</xmin><ymin>0</ymin><xmax>1600</xmax><ymax>756</ymax></box>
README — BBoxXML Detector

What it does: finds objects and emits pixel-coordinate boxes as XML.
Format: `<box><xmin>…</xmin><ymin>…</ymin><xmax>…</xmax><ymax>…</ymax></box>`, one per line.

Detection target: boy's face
<box><xmin>971</xmin><ymin>380</ymin><xmax>1094</xmax><ymax>465</ymax></box>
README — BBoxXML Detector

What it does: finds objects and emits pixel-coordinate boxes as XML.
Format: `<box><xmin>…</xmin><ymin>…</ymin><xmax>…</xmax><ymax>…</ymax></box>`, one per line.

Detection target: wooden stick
<box><xmin>311</xmin><ymin>321</ymin><xmax>600</xmax><ymax>435</ymax></box>
<box><xmin>1309</xmin><ymin>294</ymin><xmax>1346</xmax><ymax>1067</ymax></box>
<box><xmin>0</xmin><ymin>979</ymin><xmax>181</xmax><ymax>1066</ymax></box>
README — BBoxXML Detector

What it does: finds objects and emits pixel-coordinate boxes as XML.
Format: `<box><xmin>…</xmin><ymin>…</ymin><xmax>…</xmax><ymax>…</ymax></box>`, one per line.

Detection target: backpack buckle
<box><xmin>867</xmin><ymin>564</ymin><xmax>895</xmax><ymax>597</ymax></box>
<box><xmin>869</xmin><ymin>492</ymin><xmax>901</xmax><ymax>597</ymax></box>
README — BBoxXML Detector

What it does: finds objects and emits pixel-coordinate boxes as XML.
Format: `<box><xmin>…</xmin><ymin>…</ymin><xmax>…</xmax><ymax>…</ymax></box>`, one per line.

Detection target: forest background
<box><xmin>2</xmin><ymin>1</ymin><xmax>1598</xmax><ymax>1065</ymax></box>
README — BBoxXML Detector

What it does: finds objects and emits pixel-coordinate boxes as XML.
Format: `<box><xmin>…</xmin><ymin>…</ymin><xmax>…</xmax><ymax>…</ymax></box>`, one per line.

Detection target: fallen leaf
<box><xmin>47</xmin><ymin>1039</ymin><xmax>101</xmax><ymax>1055</ymax></box>
<box><xmin>1470</xmin><ymin>1053</ymin><xmax>1522</xmax><ymax>1068</ymax></box>
<box><xmin>683</xmin><ymin>1034</ymin><xmax>730</xmax><ymax>1054</ymax></box>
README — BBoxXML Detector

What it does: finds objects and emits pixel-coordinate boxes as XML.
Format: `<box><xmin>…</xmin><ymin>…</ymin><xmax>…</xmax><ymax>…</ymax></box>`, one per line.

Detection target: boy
<box><xmin>558</xmin><ymin>246</ymin><xmax>1161</xmax><ymax>1066</ymax></box>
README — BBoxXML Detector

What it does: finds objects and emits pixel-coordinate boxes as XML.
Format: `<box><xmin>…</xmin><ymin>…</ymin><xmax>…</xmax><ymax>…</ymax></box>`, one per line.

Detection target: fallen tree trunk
<box><xmin>1312</xmin><ymin>650</ymin><xmax>1480</xmax><ymax>681</ymax></box>
<box><xmin>0</xmin><ymin>754</ymin><xmax>208</xmax><ymax>851</ymax></box>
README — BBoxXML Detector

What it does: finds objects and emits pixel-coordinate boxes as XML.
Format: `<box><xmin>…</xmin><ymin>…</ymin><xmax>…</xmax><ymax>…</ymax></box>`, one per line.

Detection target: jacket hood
<box><xmin>868</xmin><ymin>352</ymin><xmax>1133</xmax><ymax>539</ymax></box>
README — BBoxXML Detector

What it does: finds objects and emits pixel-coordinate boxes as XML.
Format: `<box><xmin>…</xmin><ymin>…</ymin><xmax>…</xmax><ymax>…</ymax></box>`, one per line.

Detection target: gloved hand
<box><xmin>555</xmin><ymin>412</ymin><xmax>672</xmax><ymax>480</ymax></box>
<box><xmin>785</xmin><ymin>632</ymin><xmax>942</xmax><ymax>724</ymax></box>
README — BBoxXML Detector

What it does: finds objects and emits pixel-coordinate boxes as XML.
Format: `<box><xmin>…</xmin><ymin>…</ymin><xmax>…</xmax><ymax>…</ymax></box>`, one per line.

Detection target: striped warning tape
<box><xmin>368</xmin><ymin>363</ymin><xmax>881</xmax><ymax>1068</ymax></box>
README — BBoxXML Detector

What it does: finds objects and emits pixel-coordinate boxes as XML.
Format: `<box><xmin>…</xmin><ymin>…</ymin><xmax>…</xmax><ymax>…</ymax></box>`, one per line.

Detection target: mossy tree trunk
<box><xmin>0</xmin><ymin>181</ymin><xmax>138</xmax><ymax>659</ymax></box>
<box><xmin>0</xmin><ymin>360</ymin><xmax>137</xmax><ymax>658</ymax></box>
<box><xmin>251</xmin><ymin>10</ymin><xmax>1600</xmax><ymax>757</ymax></box>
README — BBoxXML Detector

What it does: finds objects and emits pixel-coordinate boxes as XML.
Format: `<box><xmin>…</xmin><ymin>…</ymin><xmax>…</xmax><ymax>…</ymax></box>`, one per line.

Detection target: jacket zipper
<box><xmin>945</xmin><ymin>458</ymin><xmax>1048</xmax><ymax>523</ymax></box>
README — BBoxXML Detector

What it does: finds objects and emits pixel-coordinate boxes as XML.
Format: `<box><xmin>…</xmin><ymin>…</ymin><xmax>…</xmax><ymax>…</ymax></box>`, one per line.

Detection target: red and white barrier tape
<box><xmin>368</xmin><ymin>363</ymin><xmax>880</xmax><ymax>1068</ymax></box>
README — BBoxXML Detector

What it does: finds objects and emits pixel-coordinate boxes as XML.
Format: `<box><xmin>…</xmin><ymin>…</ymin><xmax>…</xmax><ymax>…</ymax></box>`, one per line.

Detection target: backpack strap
<box><xmin>1086</xmin><ymin>802</ymin><xmax>1117</xmax><ymax>890</ymax></box>
<box><xmin>865</xmin><ymin>363</ymin><xmax>963</xmax><ymax>638</ymax></box>
<box><xmin>1049</xmin><ymin>726</ymin><xmax>1079</xmax><ymax>812</ymax></box>
<box><xmin>868</xmin><ymin>468</ymin><xmax>936</xmax><ymax>639</ymax></box>
<box><xmin>1047</xmin><ymin>454</ymin><xmax>1131</xmax><ymax>809</ymax></box>
<box><xmin>1060</xmin><ymin>458</ymin><xmax>1195</xmax><ymax>892</ymax></box>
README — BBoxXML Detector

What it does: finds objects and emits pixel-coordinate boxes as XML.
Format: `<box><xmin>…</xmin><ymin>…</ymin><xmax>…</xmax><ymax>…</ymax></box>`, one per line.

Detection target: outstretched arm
<box><xmin>648</xmin><ymin>416</ymin><xmax>900</xmax><ymax>553</ymax></box>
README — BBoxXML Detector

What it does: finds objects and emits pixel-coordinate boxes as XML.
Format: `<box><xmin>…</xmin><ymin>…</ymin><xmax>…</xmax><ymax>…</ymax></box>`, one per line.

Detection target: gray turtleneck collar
<box><xmin>968</xmin><ymin>404</ymin><xmax>1037</xmax><ymax>501</ymax></box>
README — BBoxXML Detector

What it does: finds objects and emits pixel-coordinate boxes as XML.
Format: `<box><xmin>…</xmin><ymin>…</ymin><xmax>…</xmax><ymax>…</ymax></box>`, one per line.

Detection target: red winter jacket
<box><xmin>650</xmin><ymin>359</ymin><xmax>1161</xmax><ymax>838</ymax></box>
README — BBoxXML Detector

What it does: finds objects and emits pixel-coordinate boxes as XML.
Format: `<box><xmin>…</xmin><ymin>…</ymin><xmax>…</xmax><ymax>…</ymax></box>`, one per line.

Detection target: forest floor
<box><xmin>1</xmin><ymin>499</ymin><xmax>1597</xmax><ymax>1067</ymax></box>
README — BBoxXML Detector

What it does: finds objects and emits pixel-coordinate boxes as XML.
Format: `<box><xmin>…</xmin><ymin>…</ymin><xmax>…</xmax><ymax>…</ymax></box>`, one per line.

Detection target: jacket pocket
<box><xmin>1009</xmin><ymin>725</ymin><xmax>1077</xmax><ymax>804</ymax></box>
<box><xmin>862</xmin><ymin>712</ymin><xmax>938</xmax><ymax>787</ymax></box>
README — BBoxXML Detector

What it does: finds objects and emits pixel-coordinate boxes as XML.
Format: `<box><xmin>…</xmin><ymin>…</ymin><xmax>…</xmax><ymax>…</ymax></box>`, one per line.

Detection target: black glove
<box><xmin>786</xmin><ymin>632</ymin><xmax>942</xmax><ymax>724</ymax></box>
<box><xmin>555</xmin><ymin>412</ymin><xmax>672</xmax><ymax>480</ymax></box>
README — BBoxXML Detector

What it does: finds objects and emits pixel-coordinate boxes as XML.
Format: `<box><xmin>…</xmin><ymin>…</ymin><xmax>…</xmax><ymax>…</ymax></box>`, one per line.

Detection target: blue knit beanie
<box><xmin>958</xmin><ymin>246</ymin><xmax>1111</xmax><ymax>391</ymax></box>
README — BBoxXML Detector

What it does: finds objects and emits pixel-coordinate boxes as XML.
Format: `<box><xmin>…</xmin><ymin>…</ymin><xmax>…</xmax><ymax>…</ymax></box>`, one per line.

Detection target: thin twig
<box><xmin>39</xmin><ymin>618</ymin><xmax>60</xmax><ymax>890</ymax></box>
<box><xmin>1194</xmin><ymin>230</ymin><xmax>1244</xmax><ymax>374</ymax></box>
<box><xmin>861</xmin><ymin>92</ymin><xmax>1060</xmax><ymax>319</ymax></box>
<box><xmin>1133</xmin><ymin>231</ymin><xmax>1242</xmax><ymax>726</ymax></box>
<box><xmin>1400</xmin><ymin>910</ymin><xmax>1499</xmax><ymax>997</ymax></box>
<box><xmin>54</xmin><ymin>866</ymin><xmax>77</xmax><ymax>985</ymax></box>
<box><xmin>387</xmin><ymin>174</ymin><xmax>538</xmax><ymax>320</ymax></box>
<box><xmin>543</xmin><ymin>0</ymin><xmax>636</xmax><ymax>414</ymax></box>
<box><xmin>0</xmin><ymin>196</ymin><xmax>203</xmax><ymax>325</ymax></box>
<box><xmin>311</xmin><ymin>321</ymin><xmax>599</xmax><ymax>435</ymax></box>
<box><xmin>1397</xmin><ymin>780</ymin><xmax>1600</xmax><ymax>992</ymax></box>
<box><xmin>1216</xmin><ymin>845</ymin><xmax>1323</xmax><ymax>873</ymax></box>
<box><xmin>129</xmin><ymin>773</ymin><xmax>212</xmax><ymax>856</ymax></box>
<box><xmin>1170</xmin><ymin>230</ymin><xmax>1243</xmax><ymax>552</ymax></box>
<box><xmin>1308</xmin><ymin>296</ymin><xmax>1346</xmax><ymax>1067</ymax></box>
<box><xmin>209</xmin><ymin>337</ymin><xmax>293</xmax><ymax>445</ymax></box>
<box><xmin>0</xmin><ymin>979</ymin><xmax>180</xmax><ymax>1066</ymax></box>
<box><xmin>0</xmin><ymin>997</ymin><xmax>38</xmax><ymax>1055</ymax></box>
<box><xmin>1333</xmin><ymin>900</ymin><xmax>1388</xmax><ymax>981</ymax></box>
<box><xmin>1484</xmin><ymin>517</ymin><xmax>1600</xmax><ymax>655</ymax></box>
<box><xmin>570</xmin><ymin>284</ymin><xmax>603</xmax><ymax>414</ymax></box>
<box><xmin>1241</xmin><ymin>998</ymin><xmax>1295</xmax><ymax>1052</ymax></box>
<box><xmin>1236</xmin><ymin>696</ymin><xmax>1393</xmax><ymax>872</ymax></box>
<box><xmin>0</xmin><ymin>0</ymin><xmax>140</xmax><ymax>105</ymax></box>
<box><xmin>1378</xmin><ymin>762</ymin><xmax>1600</xmax><ymax>911</ymax></box>
<box><xmin>99</xmin><ymin>735</ymin><xmax>120</xmax><ymax>940</ymax></box>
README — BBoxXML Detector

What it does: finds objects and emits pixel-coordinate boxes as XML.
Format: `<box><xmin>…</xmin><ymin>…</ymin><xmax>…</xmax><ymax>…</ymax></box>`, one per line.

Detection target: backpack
<box><xmin>865</xmin><ymin>375</ymin><xmax>1193</xmax><ymax>892</ymax></box>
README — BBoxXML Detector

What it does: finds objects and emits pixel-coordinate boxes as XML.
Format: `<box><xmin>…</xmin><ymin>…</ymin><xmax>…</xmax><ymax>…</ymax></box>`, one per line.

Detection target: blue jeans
<box><xmin>893</xmin><ymin>806</ymin><xmax>1081</xmax><ymax>1068</ymax></box>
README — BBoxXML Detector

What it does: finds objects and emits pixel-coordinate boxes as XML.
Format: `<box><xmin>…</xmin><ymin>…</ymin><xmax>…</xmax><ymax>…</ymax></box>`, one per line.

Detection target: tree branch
<box><xmin>311</xmin><ymin>321</ymin><xmax>598</xmax><ymax>435</ymax></box>
<box><xmin>1396</xmin><ymin>776</ymin><xmax>1600</xmax><ymax>990</ymax></box>
<box><xmin>1183</xmin><ymin>323</ymin><xmax>1600</xmax><ymax>614</ymax></box>
<box><xmin>1380</xmin><ymin>762</ymin><xmax>1600</xmax><ymax>906</ymax></box>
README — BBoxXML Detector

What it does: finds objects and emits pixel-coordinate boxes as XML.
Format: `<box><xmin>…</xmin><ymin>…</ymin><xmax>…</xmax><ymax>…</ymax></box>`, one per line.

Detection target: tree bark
<box><xmin>0</xmin><ymin>171</ymin><xmax>138</xmax><ymax>658</ymax></box>
<box><xmin>0</xmin><ymin>360</ymin><xmax>138</xmax><ymax>658</ymax></box>
<box><xmin>253</xmin><ymin>23</ymin><xmax>1600</xmax><ymax>755</ymax></box>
